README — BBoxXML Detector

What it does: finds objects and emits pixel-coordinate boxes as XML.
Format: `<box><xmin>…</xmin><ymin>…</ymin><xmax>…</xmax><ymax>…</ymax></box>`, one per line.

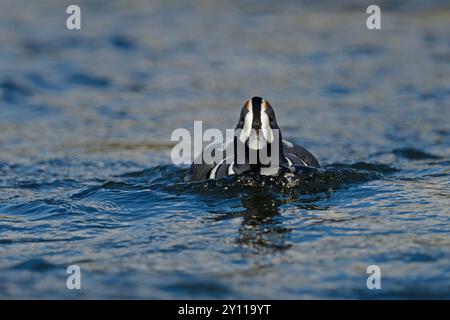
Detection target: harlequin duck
<box><xmin>188</xmin><ymin>96</ymin><xmax>319</xmax><ymax>181</ymax></box>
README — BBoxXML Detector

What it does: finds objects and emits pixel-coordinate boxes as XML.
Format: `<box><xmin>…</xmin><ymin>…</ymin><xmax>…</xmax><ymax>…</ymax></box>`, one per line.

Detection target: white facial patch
<box><xmin>239</xmin><ymin>103</ymin><xmax>253</xmax><ymax>144</ymax></box>
<box><xmin>260</xmin><ymin>109</ymin><xmax>274</xmax><ymax>143</ymax></box>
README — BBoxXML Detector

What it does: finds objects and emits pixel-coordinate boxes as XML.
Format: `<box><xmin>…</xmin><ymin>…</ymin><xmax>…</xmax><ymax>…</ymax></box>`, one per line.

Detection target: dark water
<box><xmin>0</xmin><ymin>0</ymin><xmax>449</xmax><ymax>298</ymax></box>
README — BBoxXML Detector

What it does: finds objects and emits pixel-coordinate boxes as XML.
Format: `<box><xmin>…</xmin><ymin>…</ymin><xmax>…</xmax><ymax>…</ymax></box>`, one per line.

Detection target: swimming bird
<box><xmin>188</xmin><ymin>96</ymin><xmax>319</xmax><ymax>181</ymax></box>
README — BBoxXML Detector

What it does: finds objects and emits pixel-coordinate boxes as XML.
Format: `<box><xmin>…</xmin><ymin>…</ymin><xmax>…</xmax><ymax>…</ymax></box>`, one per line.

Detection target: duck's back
<box><xmin>282</xmin><ymin>140</ymin><xmax>320</xmax><ymax>168</ymax></box>
<box><xmin>187</xmin><ymin>140</ymin><xmax>319</xmax><ymax>181</ymax></box>
<box><xmin>187</xmin><ymin>144</ymin><xmax>228</xmax><ymax>181</ymax></box>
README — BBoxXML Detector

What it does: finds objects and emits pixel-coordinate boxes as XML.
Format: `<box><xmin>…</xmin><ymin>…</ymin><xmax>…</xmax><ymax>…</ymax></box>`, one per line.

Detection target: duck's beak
<box><xmin>247</xmin><ymin>128</ymin><xmax>273</xmax><ymax>150</ymax></box>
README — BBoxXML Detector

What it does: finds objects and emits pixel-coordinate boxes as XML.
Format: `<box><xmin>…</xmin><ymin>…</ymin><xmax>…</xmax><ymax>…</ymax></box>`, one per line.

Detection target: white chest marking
<box><xmin>209</xmin><ymin>156</ymin><xmax>233</xmax><ymax>179</ymax></box>
<box><xmin>260</xmin><ymin>166</ymin><xmax>279</xmax><ymax>176</ymax></box>
<box><xmin>228</xmin><ymin>162</ymin><xmax>235</xmax><ymax>175</ymax></box>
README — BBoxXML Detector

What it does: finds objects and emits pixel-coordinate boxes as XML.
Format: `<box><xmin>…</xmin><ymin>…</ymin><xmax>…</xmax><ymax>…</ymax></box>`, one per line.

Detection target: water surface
<box><xmin>0</xmin><ymin>0</ymin><xmax>449</xmax><ymax>298</ymax></box>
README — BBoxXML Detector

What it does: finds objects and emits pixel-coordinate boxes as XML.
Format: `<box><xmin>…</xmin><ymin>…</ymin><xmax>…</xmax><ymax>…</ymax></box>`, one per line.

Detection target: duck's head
<box><xmin>235</xmin><ymin>96</ymin><xmax>281</xmax><ymax>151</ymax></box>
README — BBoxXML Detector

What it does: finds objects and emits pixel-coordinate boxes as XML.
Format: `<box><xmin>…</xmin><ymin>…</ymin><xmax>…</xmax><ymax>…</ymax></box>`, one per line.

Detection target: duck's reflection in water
<box><xmin>210</xmin><ymin>191</ymin><xmax>328</xmax><ymax>252</ymax></box>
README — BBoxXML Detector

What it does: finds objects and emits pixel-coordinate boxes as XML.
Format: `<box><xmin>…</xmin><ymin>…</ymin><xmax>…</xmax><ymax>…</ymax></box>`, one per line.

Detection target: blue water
<box><xmin>0</xmin><ymin>0</ymin><xmax>449</xmax><ymax>299</ymax></box>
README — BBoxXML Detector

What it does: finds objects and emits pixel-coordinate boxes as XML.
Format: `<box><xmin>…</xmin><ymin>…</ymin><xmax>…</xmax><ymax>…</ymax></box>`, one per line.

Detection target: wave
<box><xmin>103</xmin><ymin>162</ymin><xmax>398</xmax><ymax>198</ymax></box>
